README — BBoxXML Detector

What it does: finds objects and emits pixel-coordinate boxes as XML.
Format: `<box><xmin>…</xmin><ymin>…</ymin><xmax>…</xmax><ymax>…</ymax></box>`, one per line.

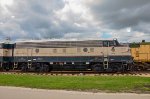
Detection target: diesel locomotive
<box><xmin>0</xmin><ymin>39</ymin><xmax>133</xmax><ymax>72</ymax></box>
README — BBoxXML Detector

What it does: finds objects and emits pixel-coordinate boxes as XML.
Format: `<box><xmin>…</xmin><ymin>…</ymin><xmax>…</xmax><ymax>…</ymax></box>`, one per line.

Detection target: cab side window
<box><xmin>103</xmin><ymin>41</ymin><xmax>108</xmax><ymax>47</ymax></box>
<box><xmin>109</xmin><ymin>41</ymin><xmax>114</xmax><ymax>46</ymax></box>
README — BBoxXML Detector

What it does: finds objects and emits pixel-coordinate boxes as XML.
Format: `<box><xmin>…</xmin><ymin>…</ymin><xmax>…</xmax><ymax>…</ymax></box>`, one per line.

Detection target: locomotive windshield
<box><xmin>103</xmin><ymin>39</ymin><xmax>119</xmax><ymax>47</ymax></box>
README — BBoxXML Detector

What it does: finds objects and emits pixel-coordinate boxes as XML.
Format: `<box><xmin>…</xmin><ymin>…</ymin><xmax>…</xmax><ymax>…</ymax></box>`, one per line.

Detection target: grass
<box><xmin>0</xmin><ymin>74</ymin><xmax>150</xmax><ymax>93</ymax></box>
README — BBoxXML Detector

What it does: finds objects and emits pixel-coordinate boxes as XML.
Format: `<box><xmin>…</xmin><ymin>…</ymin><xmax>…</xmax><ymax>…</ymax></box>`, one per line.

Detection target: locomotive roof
<box><xmin>15</xmin><ymin>40</ymin><xmax>119</xmax><ymax>48</ymax></box>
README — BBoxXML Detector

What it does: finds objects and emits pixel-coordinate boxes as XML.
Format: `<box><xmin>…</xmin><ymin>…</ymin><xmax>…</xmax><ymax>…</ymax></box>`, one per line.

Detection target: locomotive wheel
<box><xmin>35</xmin><ymin>63</ymin><xmax>50</xmax><ymax>72</ymax></box>
<box><xmin>48</xmin><ymin>65</ymin><xmax>53</xmax><ymax>72</ymax></box>
<box><xmin>5</xmin><ymin>68</ymin><xmax>10</xmax><ymax>71</ymax></box>
<box><xmin>2</xmin><ymin>63</ymin><xmax>10</xmax><ymax>71</ymax></box>
<box><xmin>41</xmin><ymin>64</ymin><xmax>50</xmax><ymax>72</ymax></box>
<box><xmin>35</xmin><ymin>63</ymin><xmax>41</xmax><ymax>72</ymax></box>
<box><xmin>0</xmin><ymin>66</ymin><xmax>2</xmax><ymax>71</ymax></box>
<box><xmin>112</xmin><ymin>67</ymin><xmax>118</xmax><ymax>72</ymax></box>
<box><xmin>92</xmin><ymin>64</ymin><xmax>104</xmax><ymax>72</ymax></box>
<box><xmin>21</xmin><ymin>64</ymin><xmax>28</xmax><ymax>72</ymax></box>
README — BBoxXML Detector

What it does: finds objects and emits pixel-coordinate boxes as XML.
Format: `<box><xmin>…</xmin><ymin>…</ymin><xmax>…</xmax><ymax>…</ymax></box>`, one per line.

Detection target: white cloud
<box><xmin>0</xmin><ymin>0</ymin><xmax>14</xmax><ymax>6</ymax></box>
<box><xmin>127</xmin><ymin>27</ymin><xmax>131</xmax><ymax>33</ymax></box>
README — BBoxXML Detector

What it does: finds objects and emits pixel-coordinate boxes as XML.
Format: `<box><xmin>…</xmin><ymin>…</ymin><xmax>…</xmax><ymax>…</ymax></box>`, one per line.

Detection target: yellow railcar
<box><xmin>130</xmin><ymin>43</ymin><xmax>150</xmax><ymax>70</ymax></box>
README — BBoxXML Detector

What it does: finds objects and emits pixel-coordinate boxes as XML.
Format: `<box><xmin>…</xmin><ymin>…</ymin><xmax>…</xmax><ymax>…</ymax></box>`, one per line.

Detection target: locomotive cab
<box><xmin>1</xmin><ymin>38</ymin><xmax>16</xmax><ymax>71</ymax></box>
<box><xmin>100</xmin><ymin>39</ymin><xmax>133</xmax><ymax>72</ymax></box>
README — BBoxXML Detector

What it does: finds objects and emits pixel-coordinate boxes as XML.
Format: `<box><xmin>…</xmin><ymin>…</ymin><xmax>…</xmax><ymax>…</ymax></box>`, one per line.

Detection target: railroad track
<box><xmin>0</xmin><ymin>70</ymin><xmax>150</xmax><ymax>77</ymax></box>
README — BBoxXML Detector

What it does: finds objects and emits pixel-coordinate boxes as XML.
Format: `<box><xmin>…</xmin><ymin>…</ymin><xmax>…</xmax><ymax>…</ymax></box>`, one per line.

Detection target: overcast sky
<box><xmin>0</xmin><ymin>0</ymin><xmax>150</xmax><ymax>42</ymax></box>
